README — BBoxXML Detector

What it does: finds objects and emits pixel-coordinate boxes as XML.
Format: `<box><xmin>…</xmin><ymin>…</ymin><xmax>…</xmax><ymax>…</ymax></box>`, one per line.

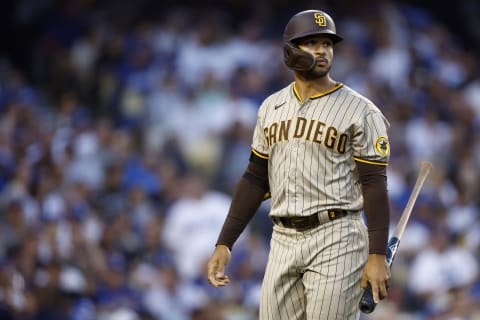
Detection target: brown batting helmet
<box><xmin>283</xmin><ymin>10</ymin><xmax>343</xmax><ymax>44</ymax></box>
<box><xmin>282</xmin><ymin>10</ymin><xmax>343</xmax><ymax>72</ymax></box>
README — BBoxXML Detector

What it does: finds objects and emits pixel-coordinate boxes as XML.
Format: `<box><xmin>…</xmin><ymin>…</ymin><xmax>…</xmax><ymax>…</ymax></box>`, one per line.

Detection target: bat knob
<box><xmin>359</xmin><ymin>283</ymin><xmax>376</xmax><ymax>313</ymax></box>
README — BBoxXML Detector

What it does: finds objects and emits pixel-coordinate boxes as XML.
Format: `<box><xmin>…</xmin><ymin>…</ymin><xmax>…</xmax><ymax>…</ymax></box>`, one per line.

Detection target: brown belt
<box><xmin>271</xmin><ymin>209</ymin><xmax>350</xmax><ymax>231</ymax></box>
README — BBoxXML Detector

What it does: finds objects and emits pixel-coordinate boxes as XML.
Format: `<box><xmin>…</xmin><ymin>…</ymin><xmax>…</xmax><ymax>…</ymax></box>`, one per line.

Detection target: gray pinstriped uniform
<box><xmin>252</xmin><ymin>82</ymin><xmax>390</xmax><ymax>319</ymax></box>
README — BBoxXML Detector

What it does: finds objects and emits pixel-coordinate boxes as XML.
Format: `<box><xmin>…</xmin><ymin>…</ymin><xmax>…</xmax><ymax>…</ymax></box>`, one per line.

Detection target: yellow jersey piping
<box><xmin>252</xmin><ymin>149</ymin><xmax>269</xmax><ymax>159</ymax></box>
<box><xmin>293</xmin><ymin>82</ymin><xmax>344</xmax><ymax>102</ymax></box>
<box><xmin>353</xmin><ymin>157</ymin><xmax>388</xmax><ymax>166</ymax></box>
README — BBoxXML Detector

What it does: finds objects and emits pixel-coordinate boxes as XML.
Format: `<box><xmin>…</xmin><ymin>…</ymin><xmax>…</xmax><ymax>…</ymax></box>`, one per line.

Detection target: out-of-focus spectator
<box><xmin>162</xmin><ymin>173</ymin><xmax>235</xmax><ymax>280</ymax></box>
<box><xmin>407</xmin><ymin>224</ymin><xmax>479</xmax><ymax>315</ymax></box>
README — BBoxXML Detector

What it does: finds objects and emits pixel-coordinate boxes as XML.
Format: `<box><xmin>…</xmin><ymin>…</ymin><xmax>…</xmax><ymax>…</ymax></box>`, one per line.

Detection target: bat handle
<box><xmin>359</xmin><ymin>283</ymin><xmax>376</xmax><ymax>313</ymax></box>
<box><xmin>359</xmin><ymin>237</ymin><xmax>399</xmax><ymax>314</ymax></box>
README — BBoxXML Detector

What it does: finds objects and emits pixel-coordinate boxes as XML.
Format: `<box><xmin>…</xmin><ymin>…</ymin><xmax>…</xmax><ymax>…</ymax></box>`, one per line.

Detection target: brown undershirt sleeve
<box><xmin>356</xmin><ymin>161</ymin><xmax>390</xmax><ymax>255</ymax></box>
<box><xmin>216</xmin><ymin>153</ymin><xmax>269</xmax><ymax>250</ymax></box>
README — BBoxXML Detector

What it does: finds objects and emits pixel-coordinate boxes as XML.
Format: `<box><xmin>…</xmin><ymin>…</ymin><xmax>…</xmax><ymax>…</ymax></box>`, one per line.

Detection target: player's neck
<box><xmin>294</xmin><ymin>76</ymin><xmax>337</xmax><ymax>102</ymax></box>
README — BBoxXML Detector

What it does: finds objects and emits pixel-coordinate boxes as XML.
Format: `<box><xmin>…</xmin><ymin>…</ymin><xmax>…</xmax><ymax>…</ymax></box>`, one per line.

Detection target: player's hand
<box><xmin>207</xmin><ymin>245</ymin><xmax>231</xmax><ymax>287</ymax></box>
<box><xmin>361</xmin><ymin>254</ymin><xmax>391</xmax><ymax>303</ymax></box>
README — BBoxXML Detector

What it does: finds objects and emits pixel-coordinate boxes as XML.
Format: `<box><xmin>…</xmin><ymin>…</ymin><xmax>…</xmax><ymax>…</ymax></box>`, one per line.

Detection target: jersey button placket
<box><xmin>299</xmin><ymin>99</ymin><xmax>309</xmax><ymax>116</ymax></box>
<box><xmin>288</xmin><ymin>99</ymin><xmax>307</xmax><ymax>214</ymax></box>
<box><xmin>287</xmin><ymin>142</ymin><xmax>297</xmax><ymax>214</ymax></box>
<box><xmin>293</xmin><ymin>100</ymin><xmax>306</xmax><ymax>159</ymax></box>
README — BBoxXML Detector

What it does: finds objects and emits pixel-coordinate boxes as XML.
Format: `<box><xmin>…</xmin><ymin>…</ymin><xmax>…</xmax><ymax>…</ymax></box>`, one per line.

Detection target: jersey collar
<box><xmin>293</xmin><ymin>82</ymin><xmax>343</xmax><ymax>102</ymax></box>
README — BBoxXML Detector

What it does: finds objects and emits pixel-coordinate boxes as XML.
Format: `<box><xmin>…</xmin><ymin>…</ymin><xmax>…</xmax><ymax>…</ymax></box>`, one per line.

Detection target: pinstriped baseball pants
<box><xmin>259</xmin><ymin>212</ymin><xmax>368</xmax><ymax>320</ymax></box>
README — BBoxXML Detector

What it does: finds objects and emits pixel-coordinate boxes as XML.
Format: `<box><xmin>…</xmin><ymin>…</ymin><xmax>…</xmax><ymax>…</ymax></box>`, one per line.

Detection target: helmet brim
<box><xmin>288</xmin><ymin>31</ymin><xmax>343</xmax><ymax>44</ymax></box>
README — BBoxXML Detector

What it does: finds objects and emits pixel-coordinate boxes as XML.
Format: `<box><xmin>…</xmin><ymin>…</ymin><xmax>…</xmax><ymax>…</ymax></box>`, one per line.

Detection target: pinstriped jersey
<box><xmin>252</xmin><ymin>82</ymin><xmax>390</xmax><ymax>218</ymax></box>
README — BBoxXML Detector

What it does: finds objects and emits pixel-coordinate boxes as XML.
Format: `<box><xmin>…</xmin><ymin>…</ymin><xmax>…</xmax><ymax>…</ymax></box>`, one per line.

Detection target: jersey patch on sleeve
<box><xmin>375</xmin><ymin>136</ymin><xmax>390</xmax><ymax>157</ymax></box>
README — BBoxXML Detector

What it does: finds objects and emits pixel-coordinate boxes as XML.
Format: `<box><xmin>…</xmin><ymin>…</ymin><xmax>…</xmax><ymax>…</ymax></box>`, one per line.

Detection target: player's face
<box><xmin>297</xmin><ymin>35</ymin><xmax>334</xmax><ymax>78</ymax></box>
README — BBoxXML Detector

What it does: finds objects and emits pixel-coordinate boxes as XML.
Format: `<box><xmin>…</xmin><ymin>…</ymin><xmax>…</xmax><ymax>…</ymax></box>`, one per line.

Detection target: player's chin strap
<box><xmin>283</xmin><ymin>42</ymin><xmax>316</xmax><ymax>72</ymax></box>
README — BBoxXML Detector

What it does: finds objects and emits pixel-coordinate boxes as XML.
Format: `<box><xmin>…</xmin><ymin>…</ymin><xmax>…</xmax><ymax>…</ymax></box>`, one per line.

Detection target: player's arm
<box><xmin>356</xmin><ymin>160</ymin><xmax>389</xmax><ymax>254</ymax></box>
<box><xmin>216</xmin><ymin>150</ymin><xmax>269</xmax><ymax>249</ymax></box>
<box><xmin>355</xmin><ymin>160</ymin><xmax>391</xmax><ymax>302</ymax></box>
<box><xmin>207</xmin><ymin>150</ymin><xmax>269</xmax><ymax>287</ymax></box>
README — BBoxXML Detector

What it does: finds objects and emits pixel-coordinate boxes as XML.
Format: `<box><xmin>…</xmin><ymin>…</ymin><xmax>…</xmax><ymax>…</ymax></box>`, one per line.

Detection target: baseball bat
<box><xmin>359</xmin><ymin>161</ymin><xmax>433</xmax><ymax>314</ymax></box>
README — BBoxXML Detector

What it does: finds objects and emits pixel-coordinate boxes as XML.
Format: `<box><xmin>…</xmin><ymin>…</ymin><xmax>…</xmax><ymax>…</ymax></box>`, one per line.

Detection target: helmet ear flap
<box><xmin>283</xmin><ymin>42</ymin><xmax>316</xmax><ymax>72</ymax></box>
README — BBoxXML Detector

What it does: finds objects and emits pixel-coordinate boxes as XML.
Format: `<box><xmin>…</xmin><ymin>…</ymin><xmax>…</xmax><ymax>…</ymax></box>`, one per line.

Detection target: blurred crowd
<box><xmin>0</xmin><ymin>0</ymin><xmax>479</xmax><ymax>319</ymax></box>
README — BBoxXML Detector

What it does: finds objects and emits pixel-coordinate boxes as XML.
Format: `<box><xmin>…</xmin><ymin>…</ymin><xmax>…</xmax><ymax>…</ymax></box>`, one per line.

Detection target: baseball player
<box><xmin>207</xmin><ymin>9</ymin><xmax>391</xmax><ymax>320</ymax></box>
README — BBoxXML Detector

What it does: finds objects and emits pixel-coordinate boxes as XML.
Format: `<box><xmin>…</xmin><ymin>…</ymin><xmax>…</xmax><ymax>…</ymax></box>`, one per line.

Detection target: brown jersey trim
<box><xmin>250</xmin><ymin>151</ymin><xmax>268</xmax><ymax>168</ymax></box>
<box><xmin>310</xmin><ymin>82</ymin><xmax>343</xmax><ymax>99</ymax></box>
<box><xmin>252</xmin><ymin>148</ymin><xmax>269</xmax><ymax>159</ymax></box>
<box><xmin>293</xmin><ymin>82</ymin><xmax>344</xmax><ymax>102</ymax></box>
<box><xmin>354</xmin><ymin>157</ymin><xmax>388</xmax><ymax>166</ymax></box>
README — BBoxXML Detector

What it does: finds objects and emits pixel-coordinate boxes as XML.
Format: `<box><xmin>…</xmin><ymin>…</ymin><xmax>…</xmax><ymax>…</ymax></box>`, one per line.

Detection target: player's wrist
<box><xmin>215</xmin><ymin>244</ymin><xmax>231</xmax><ymax>252</ymax></box>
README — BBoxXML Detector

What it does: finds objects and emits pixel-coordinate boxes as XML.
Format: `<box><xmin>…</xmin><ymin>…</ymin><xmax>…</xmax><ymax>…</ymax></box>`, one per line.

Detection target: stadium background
<box><xmin>0</xmin><ymin>0</ymin><xmax>479</xmax><ymax>319</ymax></box>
